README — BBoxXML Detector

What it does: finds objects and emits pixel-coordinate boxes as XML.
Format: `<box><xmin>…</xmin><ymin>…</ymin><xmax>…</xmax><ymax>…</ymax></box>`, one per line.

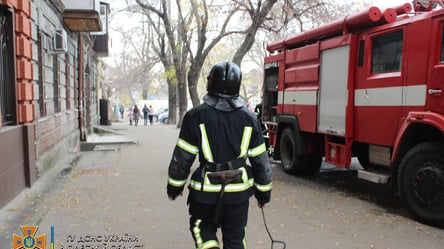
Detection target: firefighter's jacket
<box><xmin>167</xmin><ymin>94</ymin><xmax>272</xmax><ymax>205</ymax></box>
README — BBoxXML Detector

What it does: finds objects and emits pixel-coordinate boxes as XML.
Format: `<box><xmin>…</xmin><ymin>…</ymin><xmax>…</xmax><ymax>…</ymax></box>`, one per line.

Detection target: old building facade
<box><xmin>0</xmin><ymin>0</ymin><xmax>108</xmax><ymax>208</ymax></box>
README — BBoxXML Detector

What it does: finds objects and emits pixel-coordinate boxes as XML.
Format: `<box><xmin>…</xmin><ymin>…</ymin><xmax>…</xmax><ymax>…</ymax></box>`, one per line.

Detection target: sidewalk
<box><xmin>0</xmin><ymin>121</ymin><xmax>199</xmax><ymax>248</ymax></box>
<box><xmin>0</xmin><ymin>121</ymin><xmax>276</xmax><ymax>249</ymax></box>
<box><xmin>2</xmin><ymin>120</ymin><xmax>444</xmax><ymax>249</ymax></box>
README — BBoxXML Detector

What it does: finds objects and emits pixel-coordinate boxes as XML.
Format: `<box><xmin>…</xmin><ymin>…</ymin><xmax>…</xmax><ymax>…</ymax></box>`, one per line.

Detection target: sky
<box><xmin>367</xmin><ymin>0</ymin><xmax>412</xmax><ymax>8</ymax></box>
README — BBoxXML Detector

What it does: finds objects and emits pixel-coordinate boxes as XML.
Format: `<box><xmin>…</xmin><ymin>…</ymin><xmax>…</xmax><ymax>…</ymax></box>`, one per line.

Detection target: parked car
<box><xmin>158</xmin><ymin>112</ymin><xmax>169</xmax><ymax>124</ymax></box>
<box><xmin>153</xmin><ymin>106</ymin><xmax>168</xmax><ymax>122</ymax></box>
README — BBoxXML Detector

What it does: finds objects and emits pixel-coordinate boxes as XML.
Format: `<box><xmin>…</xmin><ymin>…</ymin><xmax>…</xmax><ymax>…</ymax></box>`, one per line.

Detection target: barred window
<box><xmin>53</xmin><ymin>54</ymin><xmax>60</xmax><ymax>113</ymax></box>
<box><xmin>0</xmin><ymin>7</ymin><xmax>16</xmax><ymax>125</ymax></box>
<box><xmin>37</xmin><ymin>31</ymin><xmax>46</xmax><ymax>117</ymax></box>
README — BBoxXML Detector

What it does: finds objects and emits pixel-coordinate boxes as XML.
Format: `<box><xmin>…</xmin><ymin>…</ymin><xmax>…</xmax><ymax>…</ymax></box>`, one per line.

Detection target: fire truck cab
<box><xmin>262</xmin><ymin>1</ymin><xmax>444</xmax><ymax>226</ymax></box>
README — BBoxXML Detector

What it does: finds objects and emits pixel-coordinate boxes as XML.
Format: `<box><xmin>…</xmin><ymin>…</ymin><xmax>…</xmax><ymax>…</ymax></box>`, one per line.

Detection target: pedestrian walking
<box><xmin>143</xmin><ymin>104</ymin><xmax>149</xmax><ymax>126</ymax></box>
<box><xmin>114</xmin><ymin>105</ymin><xmax>120</xmax><ymax>118</ymax></box>
<box><xmin>119</xmin><ymin>105</ymin><xmax>125</xmax><ymax>119</ymax></box>
<box><xmin>167</xmin><ymin>61</ymin><xmax>272</xmax><ymax>249</ymax></box>
<box><xmin>133</xmin><ymin>105</ymin><xmax>140</xmax><ymax>126</ymax></box>
<box><xmin>128</xmin><ymin>106</ymin><xmax>134</xmax><ymax>125</ymax></box>
<box><xmin>148</xmin><ymin>105</ymin><xmax>155</xmax><ymax>125</ymax></box>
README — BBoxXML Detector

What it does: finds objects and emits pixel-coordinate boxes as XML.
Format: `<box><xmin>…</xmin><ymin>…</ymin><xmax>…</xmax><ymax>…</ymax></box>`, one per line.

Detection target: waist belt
<box><xmin>207</xmin><ymin>169</ymin><xmax>242</xmax><ymax>185</ymax></box>
<box><xmin>204</xmin><ymin>158</ymin><xmax>246</xmax><ymax>172</ymax></box>
<box><xmin>204</xmin><ymin>158</ymin><xmax>246</xmax><ymax>225</ymax></box>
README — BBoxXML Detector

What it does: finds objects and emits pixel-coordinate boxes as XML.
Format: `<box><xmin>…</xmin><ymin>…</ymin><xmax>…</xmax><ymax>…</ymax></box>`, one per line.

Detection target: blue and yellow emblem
<box><xmin>13</xmin><ymin>226</ymin><xmax>46</xmax><ymax>249</ymax></box>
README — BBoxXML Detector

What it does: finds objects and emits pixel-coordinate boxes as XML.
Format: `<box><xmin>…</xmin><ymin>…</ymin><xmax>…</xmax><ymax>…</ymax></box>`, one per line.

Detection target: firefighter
<box><xmin>167</xmin><ymin>61</ymin><xmax>272</xmax><ymax>249</ymax></box>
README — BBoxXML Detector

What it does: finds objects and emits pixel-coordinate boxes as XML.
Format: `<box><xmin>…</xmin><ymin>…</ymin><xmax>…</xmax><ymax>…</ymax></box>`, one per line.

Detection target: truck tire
<box><xmin>398</xmin><ymin>141</ymin><xmax>444</xmax><ymax>227</ymax></box>
<box><xmin>279</xmin><ymin>128</ymin><xmax>321</xmax><ymax>175</ymax></box>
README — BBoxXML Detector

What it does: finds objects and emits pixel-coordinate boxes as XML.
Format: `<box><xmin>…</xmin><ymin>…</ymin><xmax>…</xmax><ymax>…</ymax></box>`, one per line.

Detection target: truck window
<box><xmin>441</xmin><ymin>25</ymin><xmax>444</xmax><ymax>62</ymax></box>
<box><xmin>358</xmin><ymin>40</ymin><xmax>365</xmax><ymax>67</ymax></box>
<box><xmin>371</xmin><ymin>30</ymin><xmax>403</xmax><ymax>74</ymax></box>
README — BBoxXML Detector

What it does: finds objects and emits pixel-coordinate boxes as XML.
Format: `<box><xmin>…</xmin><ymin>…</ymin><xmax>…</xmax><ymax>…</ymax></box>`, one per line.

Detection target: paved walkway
<box><xmin>4</xmin><ymin>120</ymin><xmax>443</xmax><ymax>249</ymax></box>
<box><xmin>0</xmin><ymin>121</ymin><xmax>273</xmax><ymax>249</ymax></box>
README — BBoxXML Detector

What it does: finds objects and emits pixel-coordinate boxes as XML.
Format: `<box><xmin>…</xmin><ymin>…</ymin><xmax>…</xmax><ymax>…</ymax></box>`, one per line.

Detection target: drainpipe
<box><xmin>78</xmin><ymin>35</ymin><xmax>86</xmax><ymax>141</ymax></box>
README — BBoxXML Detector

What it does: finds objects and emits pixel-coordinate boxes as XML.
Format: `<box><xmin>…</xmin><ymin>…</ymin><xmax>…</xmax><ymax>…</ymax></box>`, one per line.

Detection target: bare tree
<box><xmin>183</xmin><ymin>1</ymin><xmax>241</xmax><ymax>107</ymax></box>
<box><xmin>106</xmin><ymin>4</ymin><xmax>164</xmax><ymax>106</ymax></box>
<box><xmin>136</xmin><ymin>0</ymin><xmax>190</xmax><ymax>125</ymax></box>
<box><xmin>127</xmin><ymin>0</ymin><xmax>359</xmax><ymax>124</ymax></box>
<box><xmin>144</xmin><ymin>12</ymin><xmax>178</xmax><ymax>124</ymax></box>
<box><xmin>262</xmin><ymin>0</ymin><xmax>359</xmax><ymax>40</ymax></box>
<box><xmin>231</xmin><ymin>0</ymin><xmax>278</xmax><ymax>65</ymax></box>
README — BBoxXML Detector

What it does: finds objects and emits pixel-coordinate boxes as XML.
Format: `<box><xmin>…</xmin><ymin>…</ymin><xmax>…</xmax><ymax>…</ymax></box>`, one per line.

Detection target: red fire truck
<box><xmin>262</xmin><ymin>0</ymin><xmax>444</xmax><ymax>226</ymax></box>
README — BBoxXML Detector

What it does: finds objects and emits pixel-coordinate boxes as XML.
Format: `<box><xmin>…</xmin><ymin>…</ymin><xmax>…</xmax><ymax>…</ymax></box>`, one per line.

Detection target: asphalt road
<box><xmin>0</xmin><ymin>121</ymin><xmax>443</xmax><ymax>249</ymax></box>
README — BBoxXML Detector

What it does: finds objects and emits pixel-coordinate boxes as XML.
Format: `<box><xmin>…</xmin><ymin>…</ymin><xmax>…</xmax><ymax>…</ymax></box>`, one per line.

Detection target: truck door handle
<box><xmin>428</xmin><ymin>88</ymin><xmax>442</xmax><ymax>96</ymax></box>
<box><xmin>364</xmin><ymin>89</ymin><xmax>369</xmax><ymax>98</ymax></box>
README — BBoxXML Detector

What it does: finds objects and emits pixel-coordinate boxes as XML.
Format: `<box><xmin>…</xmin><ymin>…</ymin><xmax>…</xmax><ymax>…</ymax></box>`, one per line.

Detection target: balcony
<box><xmin>91</xmin><ymin>2</ymin><xmax>110</xmax><ymax>57</ymax></box>
<box><xmin>61</xmin><ymin>0</ymin><xmax>102</xmax><ymax>32</ymax></box>
<box><xmin>92</xmin><ymin>33</ymin><xmax>109</xmax><ymax>57</ymax></box>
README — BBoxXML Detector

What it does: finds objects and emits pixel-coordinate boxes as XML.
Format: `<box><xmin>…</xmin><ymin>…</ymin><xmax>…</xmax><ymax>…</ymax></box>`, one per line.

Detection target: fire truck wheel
<box><xmin>279</xmin><ymin>128</ymin><xmax>321</xmax><ymax>175</ymax></box>
<box><xmin>398</xmin><ymin>141</ymin><xmax>444</xmax><ymax>227</ymax></box>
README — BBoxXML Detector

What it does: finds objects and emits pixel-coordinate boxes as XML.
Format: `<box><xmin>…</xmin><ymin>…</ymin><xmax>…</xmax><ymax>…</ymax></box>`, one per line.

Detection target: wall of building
<box><xmin>0</xmin><ymin>0</ymin><xmax>100</xmax><ymax>208</ymax></box>
<box><xmin>0</xmin><ymin>0</ymin><xmax>35</xmax><ymax>208</ymax></box>
<box><xmin>30</xmin><ymin>0</ymin><xmax>82</xmax><ymax>176</ymax></box>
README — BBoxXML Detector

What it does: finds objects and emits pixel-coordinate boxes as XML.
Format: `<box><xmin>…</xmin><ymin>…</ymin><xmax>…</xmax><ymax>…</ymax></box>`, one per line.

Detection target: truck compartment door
<box><xmin>318</xmin><ymin>45</ymin><xmax>350</xmax><ymax>135</ymax></box>
<box><xmin>428</xmin><ymin>20</ymin><xmax>444</xmax><ymax>114</ymax></box>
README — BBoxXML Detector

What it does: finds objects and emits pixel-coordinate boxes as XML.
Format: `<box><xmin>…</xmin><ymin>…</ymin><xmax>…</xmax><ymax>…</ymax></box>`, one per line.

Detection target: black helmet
<box><xmin>207</xmin><ymin>61</ymin><xmax>242</xmax><ymax>96</ymax></box>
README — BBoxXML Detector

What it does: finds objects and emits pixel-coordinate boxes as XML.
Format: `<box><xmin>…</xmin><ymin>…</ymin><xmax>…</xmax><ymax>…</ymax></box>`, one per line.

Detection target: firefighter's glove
<box><xmin>255</xmin><ymin>190</ymin><xmax>271</xmax><ymax>208</ymax></box>
<box><xmin>167</xmin><ymin>185</ymin><xmax>183</xmax><ymax>200</ymax></box>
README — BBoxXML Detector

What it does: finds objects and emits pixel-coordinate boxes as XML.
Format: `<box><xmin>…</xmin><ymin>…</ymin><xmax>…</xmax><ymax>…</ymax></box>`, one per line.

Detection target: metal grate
<box><xmin>0</xmin><ymin>7</ymin><xmax>16</xmax><ymax>125</ymax></box>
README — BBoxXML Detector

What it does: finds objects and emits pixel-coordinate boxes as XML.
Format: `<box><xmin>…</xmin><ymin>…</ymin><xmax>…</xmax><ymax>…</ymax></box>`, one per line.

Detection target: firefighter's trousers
<box><xmin>189</xmin><ymin>200</ymin><xmax>249</xmax><ymax>249</ymax></box>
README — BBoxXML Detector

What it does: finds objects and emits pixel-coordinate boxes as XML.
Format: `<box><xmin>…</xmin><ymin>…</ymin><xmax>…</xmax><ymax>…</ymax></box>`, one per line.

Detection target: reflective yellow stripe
<box><xmin>199</xmin><ymin>124</ymin><xmax>214</xmax><ymax>163</ymax></box>
<box><xmin>203</xmin><ymin>167</ymin><xmax>250</xmax><ymax>191</ymax></box>
<box><xmin>190</xmin><ymin>167</ymin><xmax>254</xmax><ymax>192</ymax></box>
<box><xmin>248</xmin><ymin>143</ymin><xmax>266</xmax><ymax>157</ymax></box>
<box><xmin>193</xmin><ymin>219</ymin><xmax>219</xmax><ymax>249</ymax></box>
<box><xmin>190</xmin><ymin>179</ymin><xmax>254</xmax><ymax>192</ymax></box>
<box><xmin>243</xmin><ymin>226</ymin><xmax>247</xmax><ymax>249</ymax></box>
<box><xmin>200</xmin><ymin>240</ymin><xmax>219</xmax><ymax>249</ymax></box>
<box><xmin>193</xmin><ymin>219</ymin><xmax>203</xmax><ymax>246</ymax></box>
<box><xmin>198</xmin><ymin>125</ymin><xmax>260</xmax><ymax>161</ymax></box>
<box><xmin>255</xmin><ymin>182</ymin><xmax>272</xmax><ymax>192</ymax></box>
<box><xmin>239</xmin><ymin>127</ymin><xmax>253</xmax><ymax>158</ymax></box>
<box><xmin>177</xmin><ymin>138</ymin><xmax>199</xmax><ymax>155</ymax></box>
<box><xmin>168</xmin><ymin>177</ymin><xmax>187</xmax><ymax>187</ymax></box>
